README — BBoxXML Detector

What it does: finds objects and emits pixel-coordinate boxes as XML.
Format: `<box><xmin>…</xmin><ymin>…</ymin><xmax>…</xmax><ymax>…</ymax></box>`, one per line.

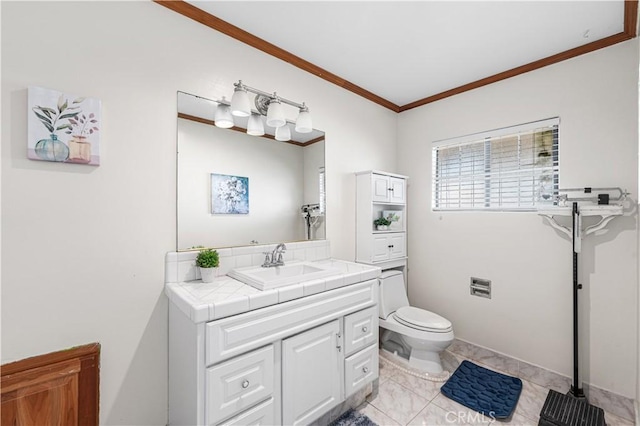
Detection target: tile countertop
<box><xmin>165</xmin><ymin>259</ymin><xmax>382</xmax><ymax>323</ymax></box>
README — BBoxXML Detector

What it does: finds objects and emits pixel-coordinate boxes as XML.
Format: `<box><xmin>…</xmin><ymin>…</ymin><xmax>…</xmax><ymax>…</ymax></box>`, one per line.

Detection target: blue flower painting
<box><xmin>211</xmin><ymin>174</ymin><xmax>249</xmax><ymax>214</ymax></box>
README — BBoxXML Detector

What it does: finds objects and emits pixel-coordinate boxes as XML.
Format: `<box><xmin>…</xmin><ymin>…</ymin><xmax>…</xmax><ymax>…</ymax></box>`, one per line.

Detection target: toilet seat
<box><xmin>393</xmin><ymin>306</ymin><xmax>453</xmax><ymax>333</ymax></box>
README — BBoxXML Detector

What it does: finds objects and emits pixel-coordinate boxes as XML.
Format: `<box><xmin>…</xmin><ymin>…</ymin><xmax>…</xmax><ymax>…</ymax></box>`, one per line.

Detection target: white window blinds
<box><xmin>432</xmin><ymin>118</ymin><xmax>559</xmax><ymax>211</ymax></box>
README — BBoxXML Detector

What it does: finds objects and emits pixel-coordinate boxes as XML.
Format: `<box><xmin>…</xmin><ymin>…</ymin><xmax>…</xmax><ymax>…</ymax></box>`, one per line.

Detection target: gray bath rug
<box><xmin>330</xmin><ymin>409</ymin><xmax>378</xmax><ymax>426</ymax></box>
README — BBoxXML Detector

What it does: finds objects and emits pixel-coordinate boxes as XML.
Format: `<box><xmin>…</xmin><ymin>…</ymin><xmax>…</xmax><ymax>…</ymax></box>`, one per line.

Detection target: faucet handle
<box><xmin>262</xmin><ymin>252</ymin><xmax>272</xmax><ymax>266</ymax></box>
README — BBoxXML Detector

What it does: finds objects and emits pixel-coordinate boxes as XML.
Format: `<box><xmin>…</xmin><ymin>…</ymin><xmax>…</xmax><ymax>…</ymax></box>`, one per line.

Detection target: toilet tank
<box><xmin>379</xmin><ymin>270</ymin><xmax>410</xmax><ymax>319</ymax></box>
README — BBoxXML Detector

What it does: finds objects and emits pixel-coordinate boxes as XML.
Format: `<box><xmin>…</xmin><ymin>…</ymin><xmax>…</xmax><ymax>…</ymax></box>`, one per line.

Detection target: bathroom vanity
<box><xmin>165</xmin><ymin>242</ymin><xmax>380</xmax><ymax>426</ymax></box>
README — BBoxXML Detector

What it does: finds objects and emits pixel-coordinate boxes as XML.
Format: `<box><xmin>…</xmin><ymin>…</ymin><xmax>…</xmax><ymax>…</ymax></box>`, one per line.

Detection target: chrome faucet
<box><xmin>262</xmin><ymin>243</ymin><xmax>287</xmax><ymax>267</ymax></box>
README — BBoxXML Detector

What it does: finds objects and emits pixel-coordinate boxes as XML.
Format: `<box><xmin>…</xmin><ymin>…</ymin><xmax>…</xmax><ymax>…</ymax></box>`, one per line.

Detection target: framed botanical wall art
<box><xmin>28</xmin><ymin>86</ymin><xmax>101</xmax><ymax>166</ymax></box>
<box><xmin>211</xmin><ymin>173</ymin><xmax>249</xmax><ymax>214</ymax></box>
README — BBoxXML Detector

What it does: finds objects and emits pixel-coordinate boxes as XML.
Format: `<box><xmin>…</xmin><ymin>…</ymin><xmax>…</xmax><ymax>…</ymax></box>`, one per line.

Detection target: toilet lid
<box><xmin>394</xmin><ymin>306</ymin><xmax>452</xmax><ymax>333</ymax></box>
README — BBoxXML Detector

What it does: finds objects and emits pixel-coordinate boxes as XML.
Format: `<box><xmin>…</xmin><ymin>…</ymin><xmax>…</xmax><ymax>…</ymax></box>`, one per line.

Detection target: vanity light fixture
<box><xmin>224</xmin><ymin>80</ymin><xmax>313</xmax><ymax>138</ymax></box>
<box><xmin>230</xmin><ymin>82</ymin><xmax>251</xmax><ymax>117</ymax></box>
<box><xmin>275</xmin><ymin>124</ymin><xmax>291</xmax><ymax>141</ymax></box>
<box><xmin>214</xmin><ymin>96</ymin><xmax>234</xmax><ymax>129</ymax></box>
<box><xmin>266</xmin><ymin>95</ymin><xmax>286</xmax><ymax>128</ymax></box>
<box><xmin>247</xmin><ymin>112</ymin><xmax>265</xmax><ymax>136</ymax></box>
<box><xmin>295</xmin><ymin>103</ymin><xmax>312</xmax><ymax>134</ymax></box>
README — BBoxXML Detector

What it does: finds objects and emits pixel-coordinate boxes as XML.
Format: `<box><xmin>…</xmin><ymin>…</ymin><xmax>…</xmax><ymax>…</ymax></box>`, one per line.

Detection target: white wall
<box><xmin>398</xmin><ymin>39</ymin><xmax>639</xmax><ymax>398</ymax></box>
<box><xmin>178</xmin><ymin>118</ymin><xmax>308</xmax><ymax>248</ymax></box>
<box><xmin>1</xmin><ymin>2</ymin><xmax>397</xmax><ymax>424</ymax></box>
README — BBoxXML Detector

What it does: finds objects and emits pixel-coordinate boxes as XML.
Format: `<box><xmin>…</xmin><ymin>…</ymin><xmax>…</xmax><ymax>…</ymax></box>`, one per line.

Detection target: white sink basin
<box><xmin>228</xmin><ymin>261</ymin><xmax>342</xmax><ymax>290</ymax></box>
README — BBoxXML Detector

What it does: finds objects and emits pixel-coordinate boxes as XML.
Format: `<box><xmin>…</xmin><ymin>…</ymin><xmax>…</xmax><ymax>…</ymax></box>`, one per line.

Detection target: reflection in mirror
<box><xmin>177</xmin><ymin>91</ymin><xmax>326</xmax><ymax>251</ymax></box>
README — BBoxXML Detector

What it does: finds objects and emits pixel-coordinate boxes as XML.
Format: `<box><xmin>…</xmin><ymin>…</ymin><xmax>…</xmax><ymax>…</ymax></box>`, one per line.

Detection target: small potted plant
<box><xmin>195</xmin><ymin>248</ymin><xmax>219</xmax><ymax>283</ymax></box>
<box><xmin>374</xmin><ymin>217</ymin><xmax>392</xmax><ymax>231</ymax></box>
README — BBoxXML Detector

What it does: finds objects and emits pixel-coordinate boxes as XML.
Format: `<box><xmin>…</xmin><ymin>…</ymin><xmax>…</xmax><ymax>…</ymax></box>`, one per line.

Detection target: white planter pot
<box><xmin>200</xmin><ymin>267</ymin><xmax>218</xmax><ymax>283</ymax></box>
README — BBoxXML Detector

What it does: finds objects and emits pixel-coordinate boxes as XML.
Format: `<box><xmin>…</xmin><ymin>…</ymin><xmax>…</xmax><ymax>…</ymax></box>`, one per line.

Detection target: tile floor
<box><xmin>356</xmin><ymin>349</ymin><xmax>635</xmax><ymax>426</ymax></box>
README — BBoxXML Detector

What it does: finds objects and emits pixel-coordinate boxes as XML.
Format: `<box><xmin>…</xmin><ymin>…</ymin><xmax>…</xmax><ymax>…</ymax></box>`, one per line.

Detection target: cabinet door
<box><xmin>371</xmin><ymin>235</ymin><xmax>391</xmax><ymax>262</ymax></box>
<box><xmin>1</xmin><ymin>358</ymin><xmax>81</xmax><ymax>426</ymax></box>
<box><xmin>389</xmin><ymin>177</ymin><xmax>406</xmax><ymax>204</ymax></box>
<box><xmin>282</xmin><ymin>320</ymin><xmax>342</xmax><ymax>426</ymax></box>
<box><xmin>371</xmin><ymin>174</ymin><xmax>390</xmax><ymax>202</ymax></box>
<box><xmin>389</xmin><ymin>233</ymin><xmax>406</xmax><ymax>259</ymax></box>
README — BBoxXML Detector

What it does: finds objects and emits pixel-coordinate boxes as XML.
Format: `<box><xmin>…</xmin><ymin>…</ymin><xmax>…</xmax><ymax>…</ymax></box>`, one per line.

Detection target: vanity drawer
<box><xmin>206</xmin><ymin>345</ymin><xmax>274</xmax><ymax>425</ymax></box>
<box><xmin>217</xmin><ymin>397</ymin><xmax>275</xmax><ymax>426</ymax></box>
<box><xmin>344</xmin><ymin>306</ymin><xmax>378</xmax><ymax>356</ymax></box>
<box><xmin>206</xmin><ymin>280</ymin><xmax>377</xmax><ymax>363</ymax></box>
<box><xmin>344</xmin><ymin>344</ymin><xmax>378</xmax><ymax>398</ymax></box>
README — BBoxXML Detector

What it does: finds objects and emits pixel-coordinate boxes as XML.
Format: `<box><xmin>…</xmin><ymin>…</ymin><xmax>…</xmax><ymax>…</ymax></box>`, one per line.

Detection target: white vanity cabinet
<box><xmin>356</xmin><ymin>171</ymin><xmax>408</xmax><ymax>269</ymax></box>
<box><xmin>168</xmin><ymin>278</ymin><xmax>379</xmax><ymax>426</ymax></box>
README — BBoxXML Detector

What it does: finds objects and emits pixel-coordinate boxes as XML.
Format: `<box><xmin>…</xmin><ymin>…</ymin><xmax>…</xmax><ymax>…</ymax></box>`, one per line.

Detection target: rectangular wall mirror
<box><xmin>176</xmin><ymin>91</ymin><xmax>326</xmax><ymax>251</ymax></box>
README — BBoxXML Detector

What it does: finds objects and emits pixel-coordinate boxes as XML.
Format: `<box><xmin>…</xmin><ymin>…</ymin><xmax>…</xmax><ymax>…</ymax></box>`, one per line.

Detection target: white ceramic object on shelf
<box><xmin>200</xmin><ymin>267</ymin><xmax>217</xmax><ymax>283</ymax></box>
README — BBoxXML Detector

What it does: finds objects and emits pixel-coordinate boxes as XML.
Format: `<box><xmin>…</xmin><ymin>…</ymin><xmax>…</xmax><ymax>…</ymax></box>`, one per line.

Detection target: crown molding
<box><xmin>156</xmin><ymin>0</ymin><xmax>638</xmax><ymax>113</ymax></box>
<box><xmin>155</xmin><ymin>0</ymin><xmax>400</xmax><ymax>112</ymax></box>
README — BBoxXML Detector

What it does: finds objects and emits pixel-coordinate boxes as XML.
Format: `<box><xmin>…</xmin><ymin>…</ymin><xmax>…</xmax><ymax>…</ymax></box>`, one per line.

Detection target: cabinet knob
<box><xmin>362</xmin><ymin>326</ymin><xmax>368</xmax><ymax>333</ymax></box>
<box><xmin>242</xmin><ymin>380</ymin><xmax>250</xmax><ymax>389</ymax></box>
<box><xmin>362</xmin><ymin>367</ymin><xmax>369</xmax><ymax>374</ymax></box>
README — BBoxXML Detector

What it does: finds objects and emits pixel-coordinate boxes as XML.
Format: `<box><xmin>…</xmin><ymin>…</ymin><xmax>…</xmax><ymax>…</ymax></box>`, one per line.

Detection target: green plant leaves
<box><xmin>34</xmin><ymin>95</ymin><xmax>94</xmax><ymax>137</ymax></box>
<box><xmin>33</xmin><ymin>110</ymin><xmax>51</xmax><ymax>124</ymax></box>
<box><xmin>59</xmin><ymin>112</ymin><xmax>79</xmax><ymax>120</ymax></box>
<box><xmin>195</xmin><ymin>249</ymin><xmax>220</xmax><ymax>268</ymax></box>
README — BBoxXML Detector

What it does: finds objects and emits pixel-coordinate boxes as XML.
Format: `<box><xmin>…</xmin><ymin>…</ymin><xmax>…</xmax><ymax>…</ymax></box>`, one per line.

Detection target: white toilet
<box><xmin>378</xmin><ymin>270</ymin><xmax>454</xmax><ymax>374</ymax></box>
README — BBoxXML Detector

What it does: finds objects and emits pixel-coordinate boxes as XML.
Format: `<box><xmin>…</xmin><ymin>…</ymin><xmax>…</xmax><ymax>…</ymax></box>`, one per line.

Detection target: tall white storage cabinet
<box><xmin>356</xmin><ymin>171</ymin><xmax>408</xmax><ymax>270</ymax></box>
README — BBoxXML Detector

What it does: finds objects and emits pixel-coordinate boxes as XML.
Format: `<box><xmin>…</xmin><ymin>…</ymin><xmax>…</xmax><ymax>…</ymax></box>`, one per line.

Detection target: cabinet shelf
<box><xmin>372</xmin><ymin>230</ymin><xmax>405</xmax><ymax>234</ymax></box>
<box><xmin>372</xmin><ymin>202</ymin><xmax>406</xmax><ymax>207</ymax></box>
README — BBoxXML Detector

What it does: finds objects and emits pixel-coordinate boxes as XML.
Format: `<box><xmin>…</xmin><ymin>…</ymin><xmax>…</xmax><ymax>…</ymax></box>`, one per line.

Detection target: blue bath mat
<box><xmin>441</xmin><ymin>360</ymin><xmax>522</xmax><ymax>419</ymax></box>
<box><xmin>330</xmin><ymin>409</ymin><xmax>378</xmax><ymax>426</ymax></box>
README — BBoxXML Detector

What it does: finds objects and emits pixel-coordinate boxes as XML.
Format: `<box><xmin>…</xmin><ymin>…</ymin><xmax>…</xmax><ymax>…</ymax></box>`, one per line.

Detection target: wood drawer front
<box><xmin>206</xmin><ymin>280</ymin><xmax>377</xmax><ymax>364</ymax></box>
<box><xmin>344</xmin><ymin>306</ymin><xmax>378</xmax><ymax>357</ymax></box>
<box><xmin>217</xmin><ymin>397</ymin><xmax>274</xmax><ymax>426</ymax></box>
<box><xmin>206</xmin><ymin>345</ymin><xmax>274</xmax><ymax>425</ymax></box>
<box><xmin>344</xmin><ymin>344</ymin><xmax>378</xmax><ymax>398</ymax></box>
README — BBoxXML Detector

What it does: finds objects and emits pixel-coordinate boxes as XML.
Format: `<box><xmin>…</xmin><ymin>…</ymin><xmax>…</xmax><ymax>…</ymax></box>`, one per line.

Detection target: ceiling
<box><xmin>168</xmin><ymin>1</ymin><xmax>635</xmax><ymax>111</ymax></box>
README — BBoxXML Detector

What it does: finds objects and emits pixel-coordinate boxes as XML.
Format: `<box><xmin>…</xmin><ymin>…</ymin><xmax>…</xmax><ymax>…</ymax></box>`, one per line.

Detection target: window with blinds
<box><xmin>319</xmin><ymin>166</ymin><xmax>326</xmax><ymax>214</ymax></box>
<box><xmin>432</xmin><ymin>118</ymin><xmax>559</xmax><ymax>211</ymax></box>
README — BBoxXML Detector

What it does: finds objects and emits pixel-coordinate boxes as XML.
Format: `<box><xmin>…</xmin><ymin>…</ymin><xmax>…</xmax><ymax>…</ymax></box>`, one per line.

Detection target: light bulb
<box><xmin>231</xmin><ymin>82</ymin><xmax>251</xmax><ymax>117</ymax></box>
<box><xmin>266</xmin><ymin>96</ymin><xmax>286</xmax><ymax>128</ymax></box>
<box><xmin>295</xmin><ymin>105</ymin><xmax>313</xmax><ymax>133</ymax></box>
<box><xmin>275</xmin><ymin>124</ymin><xmax>291</xmax><ymax>141</ymax></box>
<box><xmin>214</xmin><ymin>98</ymin><xmax>234</xmax><ymax>129</ymax></box>
<box><xmin>247</xmin><ymin>113</ymin><xmax>265</xmax><ymax>136</ymax></box>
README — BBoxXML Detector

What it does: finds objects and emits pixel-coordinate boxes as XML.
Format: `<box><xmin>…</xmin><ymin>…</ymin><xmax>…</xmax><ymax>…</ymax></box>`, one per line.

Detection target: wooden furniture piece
<box><xmin>1</xmin><ymin>343</ymin><xmax>100</xmax><ymax>426</ymax></box>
